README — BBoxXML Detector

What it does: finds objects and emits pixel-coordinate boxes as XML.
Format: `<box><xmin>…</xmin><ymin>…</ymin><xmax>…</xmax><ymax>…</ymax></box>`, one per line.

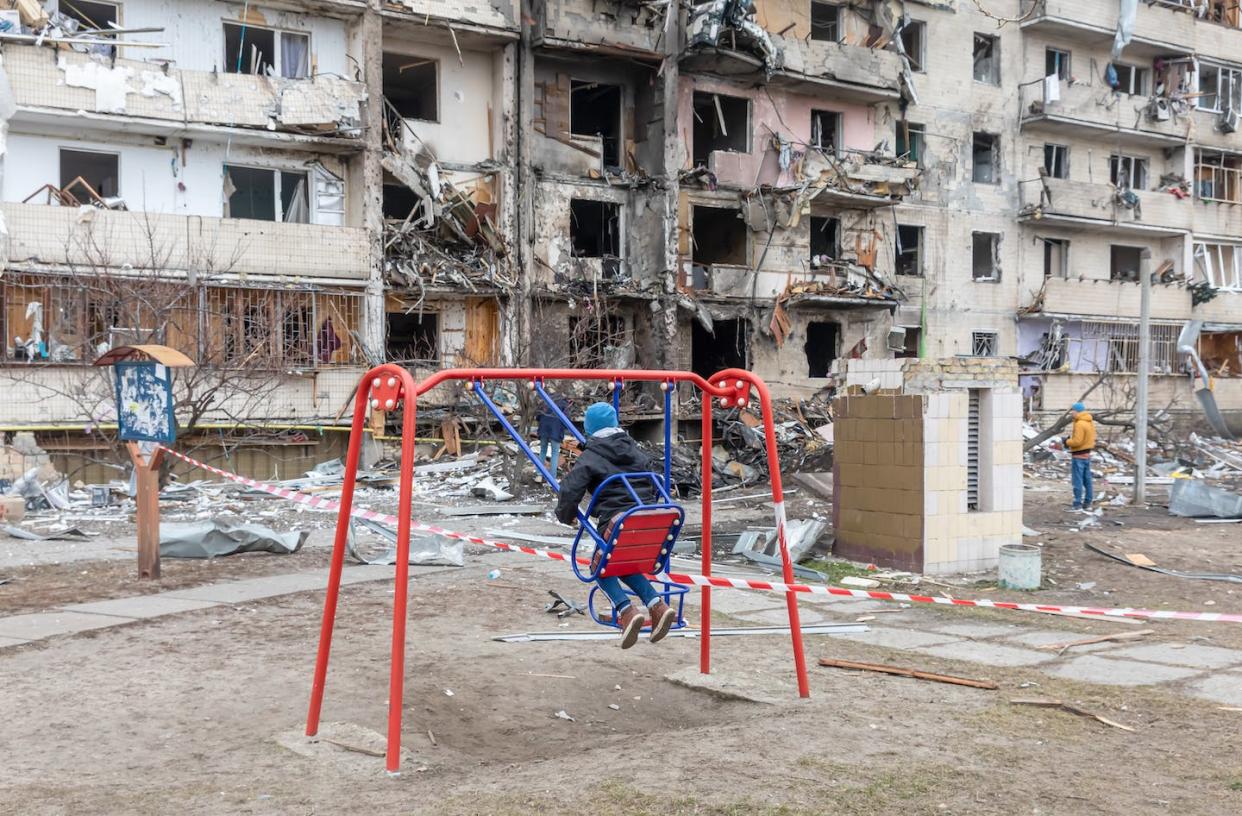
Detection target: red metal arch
<box><xmin>304</xmin><ymin>366</ymin><xmax>808</xmax><ymax>775</ymax></box>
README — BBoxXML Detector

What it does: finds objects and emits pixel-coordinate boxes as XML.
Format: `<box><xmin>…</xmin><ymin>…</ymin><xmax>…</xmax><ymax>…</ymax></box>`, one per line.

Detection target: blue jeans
<box><xmin>539</xmin><ymin>439</ymin><xmax>561</xmax><ymax>476</ymax></box>
<box><xmin>1071</xmin><ymin>456</ymin><xmax>1093</xmax><ymax>507</ymax></box>
<box><xmin>597</xmin><ymin>572</ymin><xmax>659</xmax><ymax>611</ymax></box>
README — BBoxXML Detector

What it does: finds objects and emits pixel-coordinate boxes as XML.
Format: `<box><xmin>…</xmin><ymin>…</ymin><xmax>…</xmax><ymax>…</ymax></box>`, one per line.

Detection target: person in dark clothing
<box><xmin>555</xmin><ymin>402</ymin><xmax>676</xmax><ymax>649</ymax></box>
<box><xmin>535</xmin><ymin>393</ymin><xmax>570</xmax><ymax>480</ymax></box>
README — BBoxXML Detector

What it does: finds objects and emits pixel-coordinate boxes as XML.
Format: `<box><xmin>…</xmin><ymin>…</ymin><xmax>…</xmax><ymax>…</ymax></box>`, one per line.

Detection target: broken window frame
<box><xmin>691</xmin><ymin>204</ymin><xmax>749</xmax><ymax>267</ymax></box>
<box><xmin>809</xmin><ymin>215</ymin><xmax>840</xmax><ymax>268</ymax></box>
<box><xmin>810</xmin><ymin>1</ymin><xmax>841</xmax><ymax>43</ymax></box>
<box><xmin>570</xmin><ymin>79</ymin><xmax>624</xmax><ymax>168</ymax></box>
<box><xmin>1196</xmin><ymin>61</ymin><xmax>1242</xmax><ymax>113</ymax></box>
<box><xmin>1109</xmin><ymin>244</ymin><xmax>1145</xmax><ymax>282</ymax></box>
<box><xmin>385</xmin><ymin>309</ymin><xmax>441</xmax><ymax>364</ymax></box>
<box><xmin>804</xmin><ymin>321</ymin><xmax>839</xmax><ymax>378</ymax></box>
<box><xmin>971</xmin><ymin>132</ymin><xmax>999</xmax><ymax>184</ymax></box>
<box><xmin>970</xmin><ymin>331</ymin><xmax>998</xmax><ymax>357</ymax></box>
<box><xmin>203</xmin><ymin>285</ymin><xmax>363</xmax><ymax>369</ymax></box>
<box><xmin>569</xmin><ymin>314</ymin><xmax>626</xmax><ymax>369</ymax></box>
<box><xmin>810</xmin><ymin>109</ymin><xmax>842</xmax><ymax>156</ymax></box>
<box><xmin>901</xmin><ymin>20</ymin><xmax>927</xmax><ymax>73</ymax></box>
<box><xmin>1110</xmin><ymin>62</ymin><xmax>1148</xmax><ymax>96</ymax></box>
<box><xmin>1108</xmin><ymin>153</ymin><xmax>1149</xmax><ymax>190</ymax></box>
<box><xmin>895</xmin><ymin>121</ymin><xmax>924</xmax><ymax>165</ymax></box>
<box><xmin>1194</xmin><ymin>148</ymin><xmax>1242</xmax><ymax>203</ymax></box>
<box><xmin>972</xmin><ymin>33</ymin><xmax>1000</xmax><ymax>85</ymax></box>
<box><xmin>895</xmin><ymin>224</ymin><xmax>924</xmax><ymax>277</ymax></box>
<box><xmin>383</xmin><ymin>54</ymin><xmax>439</xmax><ymax>123</ymax></box>
<box><xmin>59</xmin><ymin>147</ymin><xmax>120</xmax><ymax>201</ymax></box>
<box><xmin>971</xmin><ymin>232</ymin><xmax>1001</xmax><ymax>282</ymax></box>
<box><xmin>568</xmin><ymin>198</ymin><xmax>623</xmax><ymax>265</ymax></box>
<box><xmin>691</xmin><ymin>91</ymin><xmax>751</xmax><ymax>167</ymax></box>
<box><xmin>1045</xmin><ymin>47</ymin><xmax>1071</xmax><ymax>81</ymax></box>
<box><xmin>1043</xmin><ymin>143</ymin><xmax>1069</xmax><ymax>179</ymax></box>
<box><xmin>1042</xmin><ymin>237</ymin><xmax>1070</xmax><ymax>279</ymax></box>
<box><xmin>57</xmin><ymin>0</ymin><xmax>120</xmax><ymax>57</ymax></box>
<box><xmin>223</xmin><ymin>21</ymin><xmax>311</xmax><ymax>79</ymax></box>
<box><xmin>223</xmin><ymin>164</ymin><xmax>312</xmax><ymax>224</ymax></box>
<box><xmin>1194</xmin><ymin>242</ymin><xmax>1242</xmax><ymax>290</ymax></box>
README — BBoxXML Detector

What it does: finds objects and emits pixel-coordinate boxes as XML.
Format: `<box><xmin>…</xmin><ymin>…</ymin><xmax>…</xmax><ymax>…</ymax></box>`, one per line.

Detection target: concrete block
<box><xmin>0</xmin><ymin>611</ymin><xmax>133</xmax><ymax>641</ymax></box>
<box><xmin>828</xmin><ymin>626</ymin><xmax>960</xmax><ymax>650</ymax></box>
<box><xmin>164</xmin><ymin>572</ymin><xmax>332</xmax><ymax>603</ymax></box>
<box><xmin>1184</xmin><ymin>672</ymin><xmax>1242</xmax><ymax>706</ymax></box>
<box><xmin>1046</xmin><ymin>655</ymin><xmax>1202</xmax><ymax>686</ymax></box>
<box><xmin>733</xmin><ymin>607</ymin><xmax>826</xmax><ymax>625</ymax></box>
<box><xmin>913</xmin><ymin>640</ymin><xmax>1056</xmax><ymax>667</ymax></box>
<box><xmin>927</xmin><ymin>622</ymin><xmax>1020</xmax><ymax>638</ymax></box>
<box><xmin>61</xmin><ymin>595</ymin><xmax>219</xmax><ymax>619</ymax></box>
<box><xmin>1107</xmin><ymin>643</ymin><xmax>1242</xmax><ymax>670</ymax></box>
<box><xmin>0</xmin><ymin>635</ymin><xmax>32</xmax><ymax>648</ymax></box>
<box><xmin>1004</xmin><ymin>630</ymin><xmax>1125</xmax><ymax>652</ymax></box>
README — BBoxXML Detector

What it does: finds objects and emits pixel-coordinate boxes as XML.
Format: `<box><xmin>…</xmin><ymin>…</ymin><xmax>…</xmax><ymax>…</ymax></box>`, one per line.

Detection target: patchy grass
<box><xmin>801</xmin><ymin>558</ymin><xmax>874</xmax><ymax>584</ymax></box>
<box><xmin>1230</xmin><ymin>780</ymin><xmax>1242</xmax><ymax>792</ymax></box>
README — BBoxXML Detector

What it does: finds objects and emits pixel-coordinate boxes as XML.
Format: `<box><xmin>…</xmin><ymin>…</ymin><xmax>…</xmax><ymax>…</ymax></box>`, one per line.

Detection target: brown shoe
<box><xmin>647</xmin><ymin>600</ymin><xmax>677</xmax><ymax>643</ymax></box>
<box><xmin>617</xmin><ymin>605</ymin><xmax>646</xmax><ymax>649</ymax></box>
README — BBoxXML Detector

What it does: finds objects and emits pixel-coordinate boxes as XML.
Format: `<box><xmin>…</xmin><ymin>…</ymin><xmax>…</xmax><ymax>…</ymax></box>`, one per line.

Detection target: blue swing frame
<box><xmin>471</xmin><ymin>378</ymin><xmax>687</xmax><ymax>631</ymax></box>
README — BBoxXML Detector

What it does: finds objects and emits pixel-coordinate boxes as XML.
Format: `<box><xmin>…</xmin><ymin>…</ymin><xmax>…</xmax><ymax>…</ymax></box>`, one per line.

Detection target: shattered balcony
<box><xmin>1021</xmin><ymin>0</ymin><xmax>1241</xmax><ymax>56</ymax></box>
<box><xmin>681</xmin><ymin>7</ymin><xmax>901</xmax><ymax>103</ymax></box>
<box><xmin>1018</xmin><ymin>77</ymin><xmax>1187</xmax><ymax>148</ymax></box>
<box><xmin>1</xmin><ymin>44</ymin><xmax>366</xmax><ymax>148</ymax></box>
<box><xmin>384</xmin><ymin>0</ymin><xmax>519</xmax><ymax>35</ymax></box>
<box><xmin>0</xmin><ymin>202</ymin><xmax>370</xmax><ymax>281</ymax></box>
<box><xmin>533</xmin><ymin>0</ymin><xmax>668</xmax><ymax>59</ymax></box>
<box><xmin>1018</xmin><ymin>177</ymin><xmax>1193</xmax><ymax>237</ymax></box>
<box><xmin>1025</xmin><ymin>276</ymin><xmax>1192</xmax><ymax>322</ymax></box>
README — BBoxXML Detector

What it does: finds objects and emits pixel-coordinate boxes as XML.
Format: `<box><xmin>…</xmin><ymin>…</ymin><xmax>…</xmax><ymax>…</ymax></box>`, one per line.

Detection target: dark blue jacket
<box><xmin>537</xmin><ymin>397</ymin><xmax>569</xmax><ymax>442</ymax></box>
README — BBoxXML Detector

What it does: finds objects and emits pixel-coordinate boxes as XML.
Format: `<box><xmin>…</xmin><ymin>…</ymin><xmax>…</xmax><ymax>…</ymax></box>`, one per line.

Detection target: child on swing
<box><xmin>555</xmin><ymin>402</ymin><xmax>677</xmax><ymax>649</ymax></box>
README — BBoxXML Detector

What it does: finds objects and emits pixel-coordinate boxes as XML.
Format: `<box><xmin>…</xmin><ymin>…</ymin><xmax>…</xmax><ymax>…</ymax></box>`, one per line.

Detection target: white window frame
<box><xmin>223</xmin><ymin>21</ymin><xmax>311</xmax><ymax>79</ymax></box>
<box><xmin>1109</xmin><ymin>153</ymin><xmax>1149</xmax><ymax>190</ymax></box>
<box><xmin>59</xmin><ymin>147</ymin><xmax>122</xmax><ymax>199</ymax></box>
<box><xmin>1111</xmin><ymin>63</ymin><xmax>1148</xmax><ymax>96</ymax></box>
<box><xmin>971</xmin><ymin>231</ymin><xmax>1000</xmax><ymax>282</ymax></box>
<box><xmin>1194</xmin><ymin>241</ymin><xmax>1242</xmax><ymax>290</ymax></box>
<box><xmin>901</xmin><ymin>20</ymin><xmax>926</xmax><ymax>73</ymax></box>
<box><xmin>1196</xmin><ymin>61</ymin><xmax>1242</xmax><ymax>113</ymax></box>
<box><xmin>810</xmin><ymin>1</ymin><xmax>841</xmax><ymax>43</ymax></box>
<box><xmin>1045</xmin><ymin>47</ymin><xmax>1071</xmax><ymax>81</ymax></box>
<box><xmin>224</xmin><ymin>164</ymin><xmax>312</xmax><ymax>223</ymax></box>
<box><xmin>1044</xmin><ymin>143</ymin><xmax>1069</xmax><ymax>179</ymax></box>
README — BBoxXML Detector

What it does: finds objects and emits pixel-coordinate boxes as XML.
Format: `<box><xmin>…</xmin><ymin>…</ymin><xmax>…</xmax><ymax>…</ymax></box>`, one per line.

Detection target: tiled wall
<box><xmin>833</xmin><ymin>358</ymin><xmax>1024</xmax><ymax>575</ymax></box>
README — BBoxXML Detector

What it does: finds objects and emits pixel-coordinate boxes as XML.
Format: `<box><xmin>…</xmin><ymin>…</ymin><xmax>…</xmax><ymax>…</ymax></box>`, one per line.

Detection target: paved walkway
<box><xmin>706</xmin><ymin>587</ymin><xmax>1242</xmax><ymax>706</ymax></box>
<box><xmin>0</xmin><ymin>564</ymin><xmax>444</xmax><ymax>647</ymax></box>
<box><xmin>3</xmin><ymin>555</ymin><xmax>1241</xmax><ymax>707</ymax></box>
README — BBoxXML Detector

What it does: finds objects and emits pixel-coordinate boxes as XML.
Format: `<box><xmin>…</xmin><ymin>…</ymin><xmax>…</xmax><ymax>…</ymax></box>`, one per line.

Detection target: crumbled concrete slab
<box><xmin>277</xmin><ymin>721</ymin><xmax>417</xmax><ymax>776</ymax></box>
<box><xmin>1184</xmin><ymin>672</ymin><xmax>1242</xmax><ymax>706</ymax></box>
<box><xmin>0</xmin><ymin>611</ymin><xmax>134</xmax><ymax>641</ymax></box>
<box><xmin>0</xmin><ymin>635</ymin><xmax>31</xmax><ymax>648</ymax></box>
<box><xmin>1106</xmin><ymin>643</ymin><xmax>1242</xmax><ymax>670</ymax></box>
<box><xmin>1046</xmin><ymin>655</ymin><xmax>1202</xmax><ymax>686</ymax></box>
<box><xmin>664</xmin><ymin>665</ymin><xmax>783</xmax><ymax>704</ymax></box>
<box><xmin>732</xmin><ymin>606</ymin><xmax>826</xmax><ymax>626</ymax></box>
<box><xmin>61</xmin><ymin>595</ymin><xmax>219</xmax><ymax>619</ymax></box>
<box><xmin>926</xmin><ymin>622</ymin><xmax>1021</xmax><ymax>639</ymax></box>
<box><xmin>913</xmin><ymin>640</ymin><xmax>1055</xmax><ymax>667</ymax></box>
<box><xmin>828</xmin><ymin>626</ymin><xmax>960</xmax><ymax>650</ymax></box>
<box><xmin>1003</xmin><ymin>630</ymin><xmax>1125</xmax><ymax>652</ymax></box>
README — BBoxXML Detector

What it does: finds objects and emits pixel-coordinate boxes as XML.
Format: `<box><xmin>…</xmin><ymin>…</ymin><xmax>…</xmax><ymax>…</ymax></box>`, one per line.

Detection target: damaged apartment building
<box><xmin>3</xmin><ymin>0</ymin><xmax>1242</xmax><ymax>475</ymax></box>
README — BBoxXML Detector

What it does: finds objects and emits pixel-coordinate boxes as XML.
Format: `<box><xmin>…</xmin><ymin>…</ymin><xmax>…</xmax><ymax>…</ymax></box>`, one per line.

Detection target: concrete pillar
<box><xmin>514</xmin><ymin>14</ymin><xmax>536</xmax><ymax>366</ymax></box>
<box><xmin>359</xmin><ymin>1</ymin><xmax>386</xmax><ymax>362</ymax></box>
<box><xmin>658</xmin><ymin>6</ymin><xmax>683</xmax><ymax>369</ymax></box>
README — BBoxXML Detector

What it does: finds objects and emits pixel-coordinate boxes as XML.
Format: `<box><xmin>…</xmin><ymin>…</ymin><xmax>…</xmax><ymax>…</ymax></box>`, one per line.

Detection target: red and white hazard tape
<box><xmin>160</xmin><ymin>446</ymin><xmax>1242</xmax><ymax>625</ymax></box>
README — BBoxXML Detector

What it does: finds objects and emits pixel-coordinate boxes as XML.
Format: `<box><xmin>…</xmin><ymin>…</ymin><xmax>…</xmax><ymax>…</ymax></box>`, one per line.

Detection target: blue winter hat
<box><xmin>584</xmin><ymin>402</ymin><xmax>618</xmax><ymax>435</ymax></box>
<box><xmin>1071</xmin><ymin>402</ymin><xmax>1085</xmax><ymax>412</ymax></box>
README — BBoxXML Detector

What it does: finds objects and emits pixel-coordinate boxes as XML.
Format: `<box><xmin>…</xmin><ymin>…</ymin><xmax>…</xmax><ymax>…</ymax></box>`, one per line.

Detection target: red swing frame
<box><xmin>304</xmin><ymin>366</ymin><xmax>809</xmax><ymax>774</ymax></box>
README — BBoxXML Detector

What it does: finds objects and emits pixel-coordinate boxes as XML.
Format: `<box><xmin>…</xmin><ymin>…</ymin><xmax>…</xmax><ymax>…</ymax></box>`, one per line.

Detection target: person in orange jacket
<box><xmin>1062</xmin><ymin>402</ymin><xmax>1097</xmax><ymax>510</ymax></box>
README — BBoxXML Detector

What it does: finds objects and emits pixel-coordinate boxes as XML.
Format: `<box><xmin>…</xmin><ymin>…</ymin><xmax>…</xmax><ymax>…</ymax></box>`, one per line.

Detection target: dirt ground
<box><xmin>3</xmin><ymin>475</ymin><xmax>1242</xmax><ymax>814</ymax></box>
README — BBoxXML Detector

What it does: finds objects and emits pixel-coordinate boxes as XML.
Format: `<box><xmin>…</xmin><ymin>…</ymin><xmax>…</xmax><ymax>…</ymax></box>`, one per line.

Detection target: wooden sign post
<box><xmin>128</xmin><ymin>442</ymin><xmax>165</xmax><ymax>580</ymax></box>
<box><xmin>94</xmin><ymin>344</ymin><xmax>195</xmax><ymax>581</ymax></box>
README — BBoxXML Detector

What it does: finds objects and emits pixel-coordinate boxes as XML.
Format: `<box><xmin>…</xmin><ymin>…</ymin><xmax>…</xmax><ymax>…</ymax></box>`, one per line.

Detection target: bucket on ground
<box><xmin>998</xmin><ymin>543</ymin><xmax>1041</xmax><ymax>590</ymax></box>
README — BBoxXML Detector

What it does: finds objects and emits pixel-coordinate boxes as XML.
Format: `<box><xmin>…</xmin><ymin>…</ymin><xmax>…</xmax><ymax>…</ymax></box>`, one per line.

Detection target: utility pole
<box><xmin>1134</xmin><ymin>248</ymin><xmax>1152</xmax><ymax>505</ymax></box>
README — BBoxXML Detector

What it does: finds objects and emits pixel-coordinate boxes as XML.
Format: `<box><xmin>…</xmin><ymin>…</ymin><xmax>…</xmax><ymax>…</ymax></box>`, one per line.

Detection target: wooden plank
<box><xmin>817</xmin><ymin>657</ymin><xmax>998</xmax><ymax>689</ymax></box>
<box><xmin>1035</xmin><ymin>629</ymin><xmax>1156</xmax><ymax>655</ymax></box>
<box><xmin>1009</xmin><ymin>698</ymin><xmax>1135</xmax><ymax>732</ymax></box>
